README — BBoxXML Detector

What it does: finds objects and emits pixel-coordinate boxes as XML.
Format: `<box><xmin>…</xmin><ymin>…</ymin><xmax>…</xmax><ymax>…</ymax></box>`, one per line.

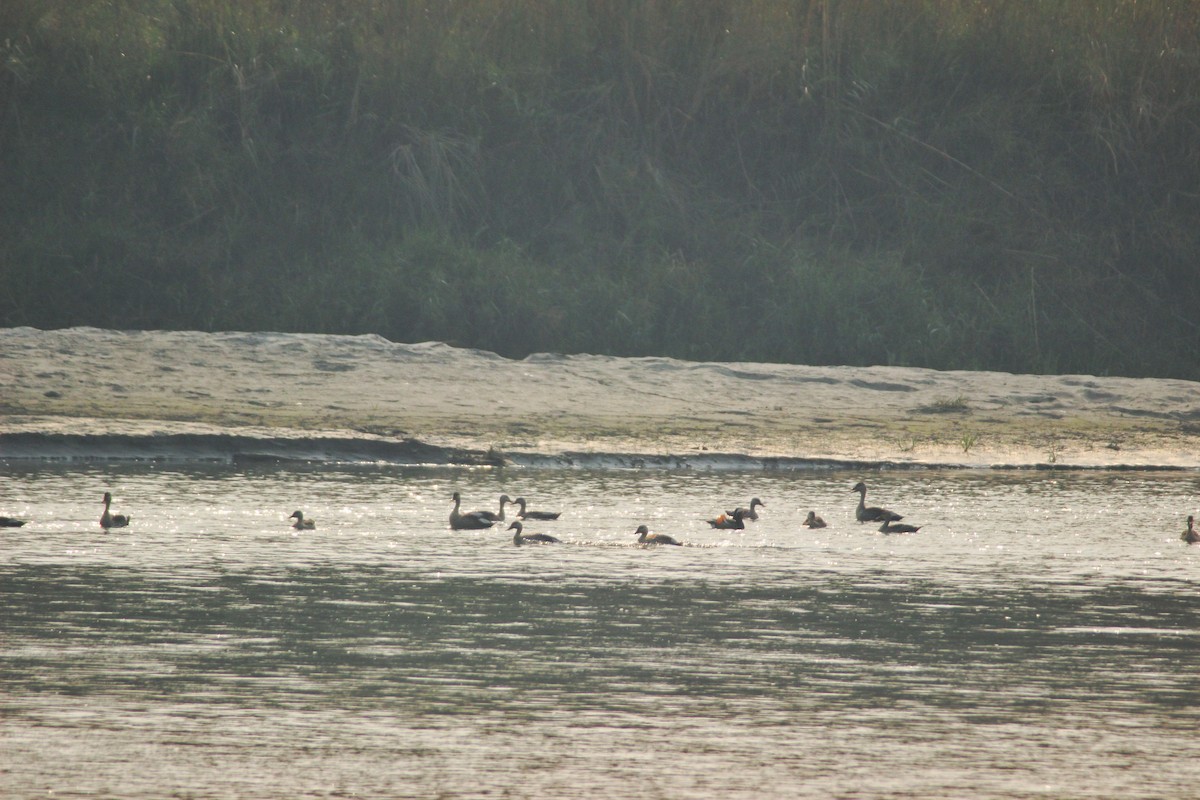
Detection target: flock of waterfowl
<box><xmin>445</xmin><ymin>483</ymin><xmax>920</xmax><ymax>545</ymax></box>
<box><xmin>3</xmin><ymin>483</ymin><xmax>1198</xmax><ymax>544</ymax></box>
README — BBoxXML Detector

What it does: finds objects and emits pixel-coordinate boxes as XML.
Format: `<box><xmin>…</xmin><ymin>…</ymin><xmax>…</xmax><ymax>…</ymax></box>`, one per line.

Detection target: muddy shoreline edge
<box><xmin>3</xmin><ymin>327</ymin><xmax>1200</xmax><ymax>471</ymax></box>
<box><xmin>0</xmin><ymin>430</ymin><xmax>1190</xmax><ymax>472</ymax></box>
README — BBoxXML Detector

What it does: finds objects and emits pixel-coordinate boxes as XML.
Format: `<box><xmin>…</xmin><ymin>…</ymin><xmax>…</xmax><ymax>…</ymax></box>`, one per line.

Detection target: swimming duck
<box><xmin>0</xmin><ymin>515</ymin><xmax>27</xmax><ymax>528</ymax></box>
<box><xmin>450</xmin><ymin>492</ymin><xmax>497</xmax><ymax>530</ymax></box>
<box><xmin>512</xmin><ymin>497</ymin><xmax>561</xmax><ymax>521</ymax></box>
<box><xmin>100</xmin><ymin>492</ymin><xmax>130</xmax><ymax>529</ymax></box>
<box><xmin>706</xmin><ymin>509</ymin><xmax>747</xmax><ymax>529</ymax></box>
<box><xmin>1183</xmin><ymin>516</ymin><xmax>1199</xmax><ymax>544</ymax></box>
<box><xmin>289</xmin><ymin>510</ymin><xmax>316</xmax><ymax>530</ymax></box>
<box><xmin>635</xmin><ymin>524</ymin><xmax>682</xmax><ymax>546</ymax></box>
<box><xmin>878</xmin><ymin>520</ymin><xmax>923</xmax><ymax>534</ymax></box>
<box><xmin>852</xmin><ymin>481</ymin><xmax>903</xmax><ymax>524</ymax></box>
<box><xmin>508</xmin><ymin>521</ymin><xmax>560</xmax><ymax>545</ymax></box>
<box><xmin>726</xmin><ymin>497</ymin><xmax>765</xmax><ymax>521</ymax></box>
<box><xmin>803</xmin><ymin>511</ymin><xmax>827</xmax><ymax>529</ymax></box>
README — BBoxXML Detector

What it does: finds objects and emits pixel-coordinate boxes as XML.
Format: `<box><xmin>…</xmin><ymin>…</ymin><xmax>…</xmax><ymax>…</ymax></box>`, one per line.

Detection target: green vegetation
<box><xmin>920</xmin><ymin>394</ymin><xmax>971</xmax><ymax>414</ymax></box>
<box><xmin>2</xmin><ymin>1</ymin><xmax>1198</xmax><ymax>378</ymax></box>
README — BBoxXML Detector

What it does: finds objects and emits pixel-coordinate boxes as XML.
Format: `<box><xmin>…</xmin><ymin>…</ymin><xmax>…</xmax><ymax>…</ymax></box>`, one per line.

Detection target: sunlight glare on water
<box><xmin>3</xmin><ymin>464</ymin><xmax>1200</xmax><ymax>799</ymax></box>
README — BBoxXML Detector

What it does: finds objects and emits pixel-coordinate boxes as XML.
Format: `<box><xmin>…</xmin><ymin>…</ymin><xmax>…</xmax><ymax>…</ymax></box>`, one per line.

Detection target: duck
<box><xmin>0</xmin><ymin>515</ymin><xmax>27</xmax><ymax>528</ymax></box>
<box><xmin>508</xmin><ymin>521</ymin><xmax>560</xmax><ymax>545</ymax></box>
<box><xmin>706</xmin><ymin>509</ymin><xmax>746</xmax><ymax>529</ymax></box>
<box><xmin>878</xmin><ymin>520</ymin><xmax>923</xmax><ymax>534</ymax></box>
<box><xmin>450</xmin><ymin>492</ymin><xmax>497</xmax><ymax>530</ymax></box>
<box><xmin>852</xmin><ymin>481</ymin><xmax>903</xmax><ymax>524</ymax></box>
<box><xmin>100</xmin><ymin>492</ymin><xmax>130</xmax><ymax>529</ymax></box>
<box><xmin>802</xmin><ymin>511</ymin><xmax>827</xmax><ymax>529</ymax></box>
<box><xmin>289</xmin><ymin>510</ymin><xmax>316</xmax><ymax>530</ymax></box>
<box><xmin>1183</xmin><ymin>516</ymin><xmax>1200</xmax><ymax>544</ymax></box>
<box><xmin>512</xmin><ymin>497</ymin><xmax>561</xmax><ymax>521</ymax></box>
<box><xmin>634</xmin><ymin>524</ymin><xmax>682</xmax><ymax>546</ymax></box>
<box><xmin>726</xmin><ymin>497</ymin><xmax>765</xmax><ymax>521</ymax></box>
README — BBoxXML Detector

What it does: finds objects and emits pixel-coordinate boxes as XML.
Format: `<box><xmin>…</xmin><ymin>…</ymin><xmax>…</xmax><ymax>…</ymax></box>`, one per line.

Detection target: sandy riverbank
<box><xmin>2</xmin><ymin>327</ymin><xmax>1199</xmax><ymax>468</ymax></box>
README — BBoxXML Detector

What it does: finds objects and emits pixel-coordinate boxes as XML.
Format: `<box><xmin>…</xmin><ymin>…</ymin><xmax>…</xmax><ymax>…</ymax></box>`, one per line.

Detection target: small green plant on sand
<box><xmin>922</xmin><ymin>395</ymin><xmax>971</xmax><ymax>414</ymax></box>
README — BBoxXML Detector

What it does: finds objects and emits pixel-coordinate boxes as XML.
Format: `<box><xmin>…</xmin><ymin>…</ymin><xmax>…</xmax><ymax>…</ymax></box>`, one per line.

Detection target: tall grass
<box><xmin>1</xmin><ymin>0</ymin><xmax>1198</xmax><ymax>378</ymax></box>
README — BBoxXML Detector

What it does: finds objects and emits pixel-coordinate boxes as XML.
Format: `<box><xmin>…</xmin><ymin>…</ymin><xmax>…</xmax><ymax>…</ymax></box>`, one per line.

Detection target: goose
<box><xmin>508</xmin><ymin>521</ymin><xmax>560</xmax><ymax>545</ymax></box>
<box><xmin>0</xmin><ymin>515</ymin><xmax>27</xmax><ymax>528</ymax></box>
<box><xmin>878</xmin><ymin>520</ymin><xmax>923</xmax><ymax>534</ymax></box>
<box><xmin>726</xmin><ymin>497</ymin><xmax>765</xmax><ymax>521</ymax></box>
<box><xmin>100</xmin><ymin>492</ymin><xmax>130</xmax><ymax>529</ymax></box>
<box><xmin>512</xmin><ymin>497</ymin><xmax>561</xmax><ymax>521</ymax></box>
<box><xmin>289</xmin><ymin>510</ymin><xmax>316</xmax><ymax>530</ymax></box>
<box><xmin>634</xmin><ymin>524</ymin><xmax>682</xmax><ymax>546</ymax></box>
<box><xmin>475</xmin><ymin>494</ymin><xmax>512</xmax><ymax>523</ymax></box>
<box><xmin>450</xmin><ymin>492</ymin><xmax>497</xmax><ymax>530</ymax></box>
<box><xmin>802</xmin><ymin>511</ymin><xmax>827</xmax><ymax>529</ymax></box>
<box><xmin>1183</xmin><ymin>516</ymin><xmax>1200</xmax><ymax>544</ymax></box>
<box><xmin>852</xmin><ymin>481</ymin><xmax>903</xmax><ymax>524</ymax></box>
<box><xmin>706</xmin><ymin>509</ymin><xmax>746</xmax><ymax>529</ymax></box>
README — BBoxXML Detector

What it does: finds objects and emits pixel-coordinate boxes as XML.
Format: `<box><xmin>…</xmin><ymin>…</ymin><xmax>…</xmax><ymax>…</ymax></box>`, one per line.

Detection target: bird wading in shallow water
<box><xmin>289</xmin><ymin>510</ymin><xmax>316</xmax><ymax>530</ymax></box>
<box><xmin>100</xmin><ymin>492</ymin><xmax>130</xmax><ymax>529</ymax></box>
<box><xmin>852</xmin><ymin>481</ymin><xmax>903</xmax><ymax>524</ymax></box>
<box><xmin>634</xmin><ymin>524</ymin><xmax>682</xmax><ymax>546</ymax></box>
<box><xmin>508</xmin><ymin>521</ymin><xmax>560</xmax><ymax>545</ymax></box>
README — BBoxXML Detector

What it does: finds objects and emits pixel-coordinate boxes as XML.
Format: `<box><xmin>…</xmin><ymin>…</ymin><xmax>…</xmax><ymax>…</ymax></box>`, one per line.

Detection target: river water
<box><xmin>3</xmin><ymin>464</ymin><xmax>1200</xmax><ymax>798</ymax></box>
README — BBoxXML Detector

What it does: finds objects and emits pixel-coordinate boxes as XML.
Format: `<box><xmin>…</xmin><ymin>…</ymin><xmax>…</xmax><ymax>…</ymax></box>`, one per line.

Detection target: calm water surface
<box><xmin>3</xmin><ymin>464</ymin><xmax>1200</xmax><ymax>799</ymax></box>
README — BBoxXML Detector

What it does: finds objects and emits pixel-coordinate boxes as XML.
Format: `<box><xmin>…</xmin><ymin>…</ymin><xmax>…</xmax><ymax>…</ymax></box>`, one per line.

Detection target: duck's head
<box><xmin>103</xmin><ymin>492</ymin><xmax>112</xmax><ymax>503</ymax></box>
<box><xmin>851</xmin><ymin>482</ymin><xmax>866</xmax><ymax>492</ymax></box>
<box><xmin>634</xmin><ymin>524</ymin><xmax>650</xmax><ymax>536</ymax></box>
<box><xmin>750</xmin><ymin>497</ymin><xmax>764</xmax><ymax>508</ymax></box>
<box><xmin>289</xmin><ymin>510</ymin><xmax>304</xmax><ymax>520</ymax></box>
<box><xmin>498</xmin><ymin>494</ymin><xmax>512</xmax><ymax>506</ymax></box>
<box><xmin>507</xmin><ymin>521</ymin><xmax>522</xmax><ymax>532</ymax></box>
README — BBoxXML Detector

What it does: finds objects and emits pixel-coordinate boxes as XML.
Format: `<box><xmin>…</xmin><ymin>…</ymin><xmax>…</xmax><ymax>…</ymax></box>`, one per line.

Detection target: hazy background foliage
<box><xmin>2</xmin><ymin>0</ymin><xmax>1198</xmax><ymax>377</ymax></box>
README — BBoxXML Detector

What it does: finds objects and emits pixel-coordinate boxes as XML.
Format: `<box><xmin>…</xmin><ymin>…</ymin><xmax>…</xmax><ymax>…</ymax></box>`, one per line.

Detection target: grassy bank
<box><xmin>2</xmin><ymin>0</ymin><xmax>1198</xmax><ymax>378</ymax></box>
